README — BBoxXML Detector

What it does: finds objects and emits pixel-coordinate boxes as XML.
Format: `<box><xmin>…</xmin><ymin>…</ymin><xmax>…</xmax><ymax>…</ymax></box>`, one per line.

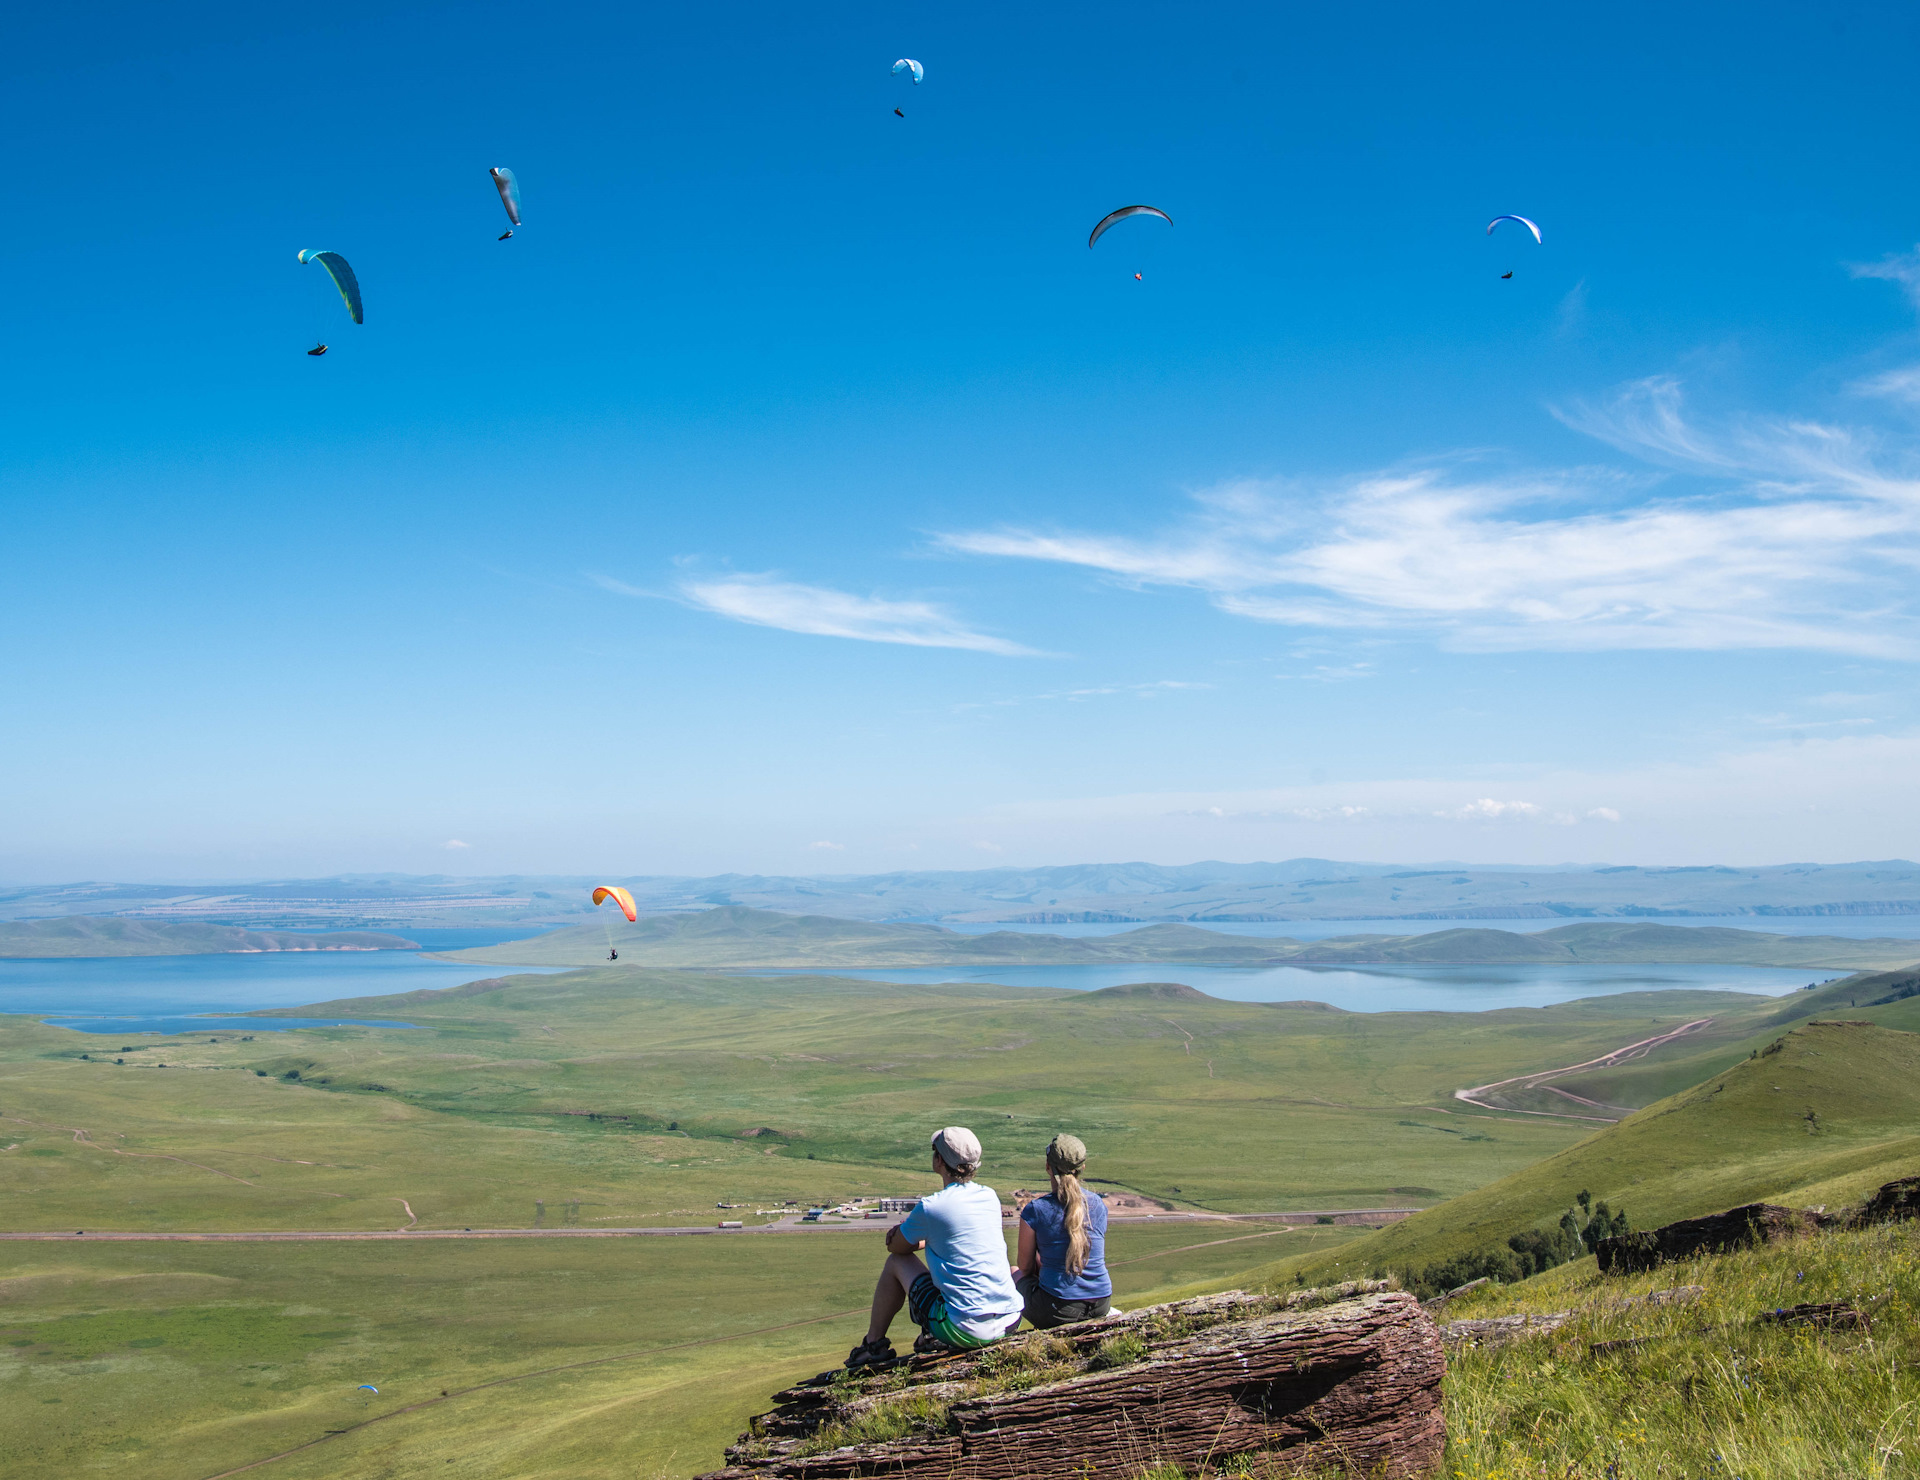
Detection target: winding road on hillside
<box><xmin>1453</xmin><ymin>1016</ymin><xmax>1717</xmax><ymax>1121</ymax></box>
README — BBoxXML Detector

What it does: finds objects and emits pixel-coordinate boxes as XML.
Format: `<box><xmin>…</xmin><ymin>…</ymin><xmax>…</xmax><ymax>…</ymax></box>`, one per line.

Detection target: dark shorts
<box><xmin>1017</xmin><ymin>1271</ymin><xmax>1112</xmax><ymax>1330</ymax></box>
<box><xmin>908</xmin><ymin>1272</ymin><xmax>1008</xmax><ymax>1350</ymax></box>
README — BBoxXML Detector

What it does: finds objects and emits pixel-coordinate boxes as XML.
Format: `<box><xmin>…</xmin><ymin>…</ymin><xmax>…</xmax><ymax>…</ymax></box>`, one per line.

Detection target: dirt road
<box><xmin>1454</xmin><ymin>1016</ymin><xmax>1717</xmax><ymax>1121</ymax></box>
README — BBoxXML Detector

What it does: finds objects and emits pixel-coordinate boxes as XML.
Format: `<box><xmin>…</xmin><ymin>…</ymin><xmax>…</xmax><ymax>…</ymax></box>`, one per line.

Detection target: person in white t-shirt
<box><xmin>845</xmin><ymin>1126</ymin><xmax>1024</xmax><ymax>1367</ymax></box>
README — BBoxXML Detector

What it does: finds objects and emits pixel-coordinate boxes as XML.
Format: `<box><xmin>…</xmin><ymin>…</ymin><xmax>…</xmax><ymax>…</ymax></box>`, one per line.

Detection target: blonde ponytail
<box><xmin>1045</xmin><ymin>1133</ymin><xmax>1092</xmax><ymax>1277</ymax></box>
<box><xmin>1053</xmin><ymin>1168</ymin><xmax>1090</xmax><ymax>1276</ymax></box>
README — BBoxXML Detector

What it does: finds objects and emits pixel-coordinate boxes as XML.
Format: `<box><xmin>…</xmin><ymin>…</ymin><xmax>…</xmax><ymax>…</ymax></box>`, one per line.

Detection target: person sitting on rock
<box><xmin>845</xmin><ymin>1126</ymin><xmax>1023</xmax><ymax>1366</ymax></box>
<box><xmin>1013</xmin><ymin>1133</ymin><xmax>1112</xmax><ymax>1328</ymax></box>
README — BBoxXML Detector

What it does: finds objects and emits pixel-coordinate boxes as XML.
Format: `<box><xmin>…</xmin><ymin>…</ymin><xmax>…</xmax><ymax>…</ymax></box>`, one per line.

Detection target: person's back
<box><xmin>1024</xmin><ymin>1187</ymin><xmax>1111</xmax><ymax>1302</ymax></box>
<box><xmin>899</xmin><ymin>1178</ymin><xmax>1022</xmax><ymax>1341</ymax></box>
<box><xmin>1014</xmin><ymin>1133</ymin><xmax>1113</xmax><ymax>1329</ymax></box>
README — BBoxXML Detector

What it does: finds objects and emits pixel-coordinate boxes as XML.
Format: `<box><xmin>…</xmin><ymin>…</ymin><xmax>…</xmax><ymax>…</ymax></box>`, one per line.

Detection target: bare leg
<box><xmin>866</xmin><ymin>1251</ymin><xmax>928</xmax><ymax>1344</ymax></box>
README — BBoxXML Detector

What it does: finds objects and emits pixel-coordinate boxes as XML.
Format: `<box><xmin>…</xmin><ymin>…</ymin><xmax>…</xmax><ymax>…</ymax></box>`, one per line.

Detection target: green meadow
<box><xmin>0</xmin><ymin>1219</ymin><xmax>1368</xmax><ymax>1480</ymax></box>
<box><xmin>4</xmin><ymin>958</ymin><xmax>1918</xmax><ymax>1477</ymax></box>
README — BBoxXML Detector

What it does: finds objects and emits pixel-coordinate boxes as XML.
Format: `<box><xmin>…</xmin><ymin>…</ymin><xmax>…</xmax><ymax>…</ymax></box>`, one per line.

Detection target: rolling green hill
<box><xmin>1256</xmin><ymin>1019</ymin><xmax>1920</xmax><ymax>1288</ymax></box>
<box><xmin>439</xmin><ymin>905</ymin><xmax>1920</xmax><ymax>970</ymax></box>
<box><xmin>0</xmin><ymin>917</ymin><xmax>416</xmax><ymax>958</ymax></box>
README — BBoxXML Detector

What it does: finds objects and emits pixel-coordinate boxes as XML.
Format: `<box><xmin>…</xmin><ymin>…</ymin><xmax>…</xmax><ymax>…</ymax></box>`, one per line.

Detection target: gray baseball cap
<box><xmin>930</xmin><ymin>1126</ymin><xmax>982</xmax><ymax>1174</ymax></box>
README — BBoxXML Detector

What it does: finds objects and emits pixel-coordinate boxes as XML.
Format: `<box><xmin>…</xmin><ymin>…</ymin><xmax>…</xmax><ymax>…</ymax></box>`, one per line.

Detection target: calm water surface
<box><xmin>752</xmin><ymin>961</ymin><xmax>1835</xmax><ymax>1013</ymax></box>
<box><xmin>0</xmin><ymin>929</ymin><xmax>558</xmax><ymax>1035</ymax></box>
<box><xmin>2</xmin><ymin>920</ymin><xmax>1898</xmax><ymax>1031</ymax></box>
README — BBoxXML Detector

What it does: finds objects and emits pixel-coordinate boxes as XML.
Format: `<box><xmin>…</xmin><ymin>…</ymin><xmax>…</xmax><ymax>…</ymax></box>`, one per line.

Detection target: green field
<box><xmin>1253</xmin><ymin>1011</ymin><xmax>1920</xmax><ymax>1291</ymax></box>
<box><xmin>5</xmin><ymin>958</ymin><xmax>1917</xmax><ymax>1477</ymax></box>
<box><xmin>0</xmin><ymin>1218</ymin><xmax>1370</xmax><ymax>1480</ymax></box>
<box><xmin>441</xmin><ymin>905</ymin><xmax>1920</xmax><ymax>970</ymax></box>
<box><xmin>3</xmin><ymin>969</ymin><xmax>1837</xmax><ymax>1231</ymax></box>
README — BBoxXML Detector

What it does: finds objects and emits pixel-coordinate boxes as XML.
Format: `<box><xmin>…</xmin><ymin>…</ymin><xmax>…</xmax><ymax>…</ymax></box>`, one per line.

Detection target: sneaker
<box><xmin>844</xmin><ymin>1336</ymin><xmax>895</xmax><ymax>1370</ymax></box>
<box><xmin>912</xmin><ymin>1331</ymin><xmax>956</xmax><ymax>1357</ymax></box>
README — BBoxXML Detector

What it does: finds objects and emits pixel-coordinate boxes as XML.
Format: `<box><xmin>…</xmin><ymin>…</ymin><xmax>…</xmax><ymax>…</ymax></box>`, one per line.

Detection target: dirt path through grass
<box><xmin>1454</xmin><ymin>1016</ymin><xmax>1717</xmax><ymax>1120</ymax></box>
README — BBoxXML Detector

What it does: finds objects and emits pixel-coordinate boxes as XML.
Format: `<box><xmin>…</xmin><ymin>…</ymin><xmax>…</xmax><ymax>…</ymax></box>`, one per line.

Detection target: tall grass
<box><xmin>1440</xmin><ymin>1222</ymin><xmax>1920</xmax><ymax>1479</ymax></box>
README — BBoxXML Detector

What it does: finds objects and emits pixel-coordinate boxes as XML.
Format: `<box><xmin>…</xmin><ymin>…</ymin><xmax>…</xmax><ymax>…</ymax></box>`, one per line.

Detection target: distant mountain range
<box><xmin>0</xmin><ymin>918</ymin><xmax>416</xmax><ymax>958</ymax></box>
<box><xmin>3</xmin><ymin>858</ymin><xmax>1919</xmax><ymax>929</ymax></box>
<box><xmin>439</xmin><ymin>906</ymin><xmax>1920</xmax><ymax>971</ymax></box>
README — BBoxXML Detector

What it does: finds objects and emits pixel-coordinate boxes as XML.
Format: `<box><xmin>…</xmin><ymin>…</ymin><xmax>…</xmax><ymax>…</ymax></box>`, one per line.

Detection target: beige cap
<box><xmin>931</xmin><ymin>1126</ymin><xmax>983</xmax><ymax>1174</ymax></box>
<box><xmin>1046</xmin><ymin>1133</ymin><xmax>1087</xmax><ymax>1174</ymax></box>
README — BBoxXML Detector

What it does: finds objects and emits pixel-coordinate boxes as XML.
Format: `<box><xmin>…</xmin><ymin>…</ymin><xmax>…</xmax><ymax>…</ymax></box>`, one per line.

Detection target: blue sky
<box><xmin>5</xmin><ymin>0</ymin><xmax>1920</xmax><ymax>880</ymax></box>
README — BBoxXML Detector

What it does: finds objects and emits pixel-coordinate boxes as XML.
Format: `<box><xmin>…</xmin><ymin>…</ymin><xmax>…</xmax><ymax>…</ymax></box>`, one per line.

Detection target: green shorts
<box><xmin>908</xmin><ymin>1272</ymin><xmax>1003</xmax><ymax>1350</ymax></box>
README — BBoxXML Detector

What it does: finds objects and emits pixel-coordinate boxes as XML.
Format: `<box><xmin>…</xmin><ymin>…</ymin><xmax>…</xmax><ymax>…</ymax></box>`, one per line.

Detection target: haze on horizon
<box><xmin>4</xmin><ymin>2</ymin><xmax>1920</xmax><ymax>882</ymax></box>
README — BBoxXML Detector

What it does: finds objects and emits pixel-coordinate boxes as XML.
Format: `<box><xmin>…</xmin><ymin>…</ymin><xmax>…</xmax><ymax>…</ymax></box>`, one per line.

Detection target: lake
<box><xmin>0</xmin><ymin>929</ymin><xmax>560</xmax><ymax>1035</ymax></box>
<box><xmin>0</xmin><ymin>919</ymin><xmax>1895</xmax><ymax>1031</ymax></box>
<box><xmin>751</xmin><ymin>960</ymin><xmax>1832</xmax><ymax>1013</ymax></box>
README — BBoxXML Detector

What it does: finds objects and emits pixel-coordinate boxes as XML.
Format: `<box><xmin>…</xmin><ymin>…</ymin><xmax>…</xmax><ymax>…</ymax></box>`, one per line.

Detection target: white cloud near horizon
<box><xmin>940</xmin><ymin>376</ymin><xmax>1920</xmax><ymax>657</ymax></box>
<box><xmin>671</xmin><ymin>575</ymin><xmax>1040</xmax><ymax>656</ymax></box>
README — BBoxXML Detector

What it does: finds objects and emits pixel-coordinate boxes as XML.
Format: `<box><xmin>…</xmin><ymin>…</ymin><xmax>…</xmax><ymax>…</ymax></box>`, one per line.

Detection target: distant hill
<box><xmin>6</xmin><ymin>857</ymin><xmax>1920</xmax><ymax>928</ymax></box>
<box><xmin>0</xmin><ymin>918</ymin><xmax>415</xmax><ymax>958</ymax></box>
<box><xmin>1258</xmin><ymin>1020</ymin><xmax>1920</xmax><ymax>1286</ymax></box>
<box><xmin>437</xmin><ymin>905</ymin><xmax>1920</xmax><ymax>971</ymax></box>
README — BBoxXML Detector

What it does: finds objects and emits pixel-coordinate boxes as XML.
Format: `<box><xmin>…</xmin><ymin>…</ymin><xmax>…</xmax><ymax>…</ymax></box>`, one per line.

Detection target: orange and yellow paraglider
<box><xmin>592</xmin><ymin>886</ymin><xmax>636</xmax><ymax>962</ymax></box>
<box><xmin>592</xmin><ymin>886</ymin><xmax>637</xmax><ymax>922</ymax></box>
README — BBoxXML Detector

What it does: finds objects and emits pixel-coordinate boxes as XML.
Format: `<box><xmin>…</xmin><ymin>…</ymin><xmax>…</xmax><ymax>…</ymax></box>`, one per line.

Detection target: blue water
<box><xmin>943</xmin><ymin>916</ymin><xmax>1920</xmax><ymax>941</ymax></box>
<box><xmin>0</xmin><ymin>943</ymin><xmax>561</xmax><ymax>1035</ymax></box>
<box><xmin>751</xmin><ymin>961</ymin><xmax>1837</xmax><ymax>1013</ymax></box>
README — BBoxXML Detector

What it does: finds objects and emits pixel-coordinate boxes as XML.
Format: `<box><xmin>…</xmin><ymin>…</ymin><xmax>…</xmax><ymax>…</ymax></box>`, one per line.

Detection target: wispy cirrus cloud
<box><xmin>939</xmin><ymin>376</ymin><xmax>1920</xmax><ymax>657</ymax></box>
<box><xmin>617</xmin><ymin>573</ymin><xmax>1039</xmax><ymax>656</ymax></box>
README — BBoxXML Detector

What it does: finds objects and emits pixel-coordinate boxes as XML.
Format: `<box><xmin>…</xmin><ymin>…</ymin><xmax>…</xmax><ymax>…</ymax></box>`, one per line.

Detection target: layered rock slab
<box><xmin>698</xmin><ymin>1285</ymin><xmax>1445</xmax><ymax>1480</ymax></box>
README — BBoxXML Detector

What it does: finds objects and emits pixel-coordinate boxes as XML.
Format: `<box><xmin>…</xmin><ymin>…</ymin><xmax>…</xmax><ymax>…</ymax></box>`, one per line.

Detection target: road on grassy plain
<box><xmin>1453</xmin><ymin>1016</ymin><xmax>1718</xmax><ymax>1120</ymax></box>
<box><xmin>0</xmin><ymin>1207</ymin><xmax>1417</xmax><ymax>1241</ymax></box>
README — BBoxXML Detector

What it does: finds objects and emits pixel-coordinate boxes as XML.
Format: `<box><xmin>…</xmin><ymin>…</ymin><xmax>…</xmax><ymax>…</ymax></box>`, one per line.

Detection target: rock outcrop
<box><xmin>1850</xmin><ymin>1175</ymin><xmax>1920</xmax><ymax>1227</ymax></box>
<box><xmin>1595</xmin><ymin>1202</ymin><xmax>1828</xmax><ymax>1274</ymax></box>
<box><xmin>696</xmin><ymin>1284</ymin><xmax>1445</xmax><ymax>1480</ymax></box>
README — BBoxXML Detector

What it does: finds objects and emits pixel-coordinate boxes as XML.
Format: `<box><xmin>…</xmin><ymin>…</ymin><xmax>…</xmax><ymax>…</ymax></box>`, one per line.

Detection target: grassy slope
<box><xmin>1252</xmin><ymin>1017</ymin><xmax>1920</xmax><ymax>1287</ymax></box>
<box><xmin>0</xmin><ymin>1219</ymin><xmax>1365</xmax><ymax>1480</ymax></box>
<box><xmin>8</xmin><ymin>967</ymin><xmax>1845</xmax><ymax>1233</ymax></box>
<box><xmin>1440</xmin><ymin>1220</ymin><xmax>1920</xmax><ymax>1480</ymax></box>
<box><xmin>0</xmin><ymin>918</ymin><xmax>416</xmax><ymax>957</ymax></box>
<box><xmin>440</xmin><ymin>906</ymin><xmax>1920</xmax><ymax>970</ymax></box>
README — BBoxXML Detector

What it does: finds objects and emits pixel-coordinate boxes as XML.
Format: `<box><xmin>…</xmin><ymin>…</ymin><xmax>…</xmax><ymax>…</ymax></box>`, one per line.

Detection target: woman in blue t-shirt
<box><xmin>1013</xmin><ymin>1133</ymin><xmax>1112</xmax><ymax>1328</ymax></box>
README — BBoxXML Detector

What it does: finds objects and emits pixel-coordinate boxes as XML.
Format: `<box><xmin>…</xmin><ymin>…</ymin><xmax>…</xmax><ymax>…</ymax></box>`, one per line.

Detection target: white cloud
<box><xmin>973</xmin><ymin>840</ymin><xmax>1003</xmax><ymax>852</ymax></box>
<box><xmin>441</xmin><ymin>839</ymin><xmax>471</xmax><ymax>850</ymax></box>
<box><xmin>1586</xmin><ymin>807</ymin><xmax>1622</xmax><ymax>823</ymax></box>
<box><xmin>1849</xmin><ymin>246</ymin><xmax>1920</xmax><ymax>309</ymax></box>
<box><xmin>808</xmin><ymin>840</ymin><xmax>845</xmax><ymax>850</ymax></box>
<box><xmin>1439</xmin><ymin>798</ymin><xmax>1547</xmax><ymax>821</ymax></box>
<box><xmin>940</xmin><ymin>378</ymin><xmax>1920</xmax><ymax>658</ymax></box>
<box><xmin>674</xmin><ymin>575</ymin><xmax>1038</xmax><ymax>656</ymax></box>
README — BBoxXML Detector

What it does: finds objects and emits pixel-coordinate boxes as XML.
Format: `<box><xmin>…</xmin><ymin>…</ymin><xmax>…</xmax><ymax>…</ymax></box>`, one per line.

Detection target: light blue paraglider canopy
<box><xmin>490</xmin><ymin>167</ymin><xmax>521</xmax><ymax>227</ymax></box>
<box><xmin>1485</xmin><ymin>214</ymin><xmax>1542</xmax><ymax>244</ymax></box>
<box><xmin>297</xmin><ymin>249</ymin><xmax>364</xmax><ymax>325</ymax></box>
<box><xmin>891</xmin><ymin>58</ymin><xmax>923</xmax><ymax>84</ymax></box>
<box><xmin>357</xmin><ymin>1385</ymin><xmax>378</xmax><ymax>1393</ymax></box>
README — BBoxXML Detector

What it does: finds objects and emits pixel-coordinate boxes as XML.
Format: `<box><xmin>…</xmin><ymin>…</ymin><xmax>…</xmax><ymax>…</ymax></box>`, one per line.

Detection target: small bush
<box><xmin>1085</xmin><ymin>1331</ymin><xmax>1148</xmax><ymax>1372</ymax></box>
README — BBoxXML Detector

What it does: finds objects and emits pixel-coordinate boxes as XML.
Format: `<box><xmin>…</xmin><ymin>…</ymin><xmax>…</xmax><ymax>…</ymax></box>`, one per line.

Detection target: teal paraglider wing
<box><xmin>891</xmin><ymin>58</ymin><xmax>923</xmax><ymax>84</ymax></box>
<box><xmin>490</xmin><ymin>167</ymin><xmax>521</xmax><ymax>227</ymax></box>
<box><xmin>1088</xmin><ymin>205</ymin><xmax>1171</xmax><ymax>249</ymax></box>
<box><xmin>298</xmin><ymin>249</ymin><xmax>364</xmax><ymax>325</ymax></box>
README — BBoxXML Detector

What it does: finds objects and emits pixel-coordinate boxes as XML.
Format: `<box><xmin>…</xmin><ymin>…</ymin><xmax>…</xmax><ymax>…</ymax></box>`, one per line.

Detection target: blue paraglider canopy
<box><xmin>297</xmin><ymin>250</ymin><xmax>364</xmax><ymax>324</ymax></box>
<box><xmin>891</xmin><ymin>58</ymin><xmax>923</xmax><ymax>84</ymax></box>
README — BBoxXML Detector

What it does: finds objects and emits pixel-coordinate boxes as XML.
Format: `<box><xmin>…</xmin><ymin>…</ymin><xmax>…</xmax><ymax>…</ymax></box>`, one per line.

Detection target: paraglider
<box><xmin>893</xmin><ymin>107</ymin><xmax>904</xmax><ymax>118</ymax></box>
<box><xmin>1134</xmin><ymin>272</ymin><xmax>1143</xmax><ymax>281</ymax></box>
<box><xmin>593</xmin><ymin>885</ymin><xmax>636</xmax><ymax>962</ymax></box>
<box><xmin>357</xmin><ymin>1385</ymin><xmax>378</xmax><ymax>1393</ymax></box>
<box><xmin>891</xmin><ymin>58</ymin><xmax>923</xmax><ymax>84</ymax></box>
<box><xmin>298</xmin><ymin>250</ymin><xmax>363</xmax><ymax>325</ymax></box>
<box><xmin>1500</xmin><ymin>271</ymin><xmax>1513</xmax><ymax>280</ymax></box>
<box><xmin>1088</xmin><ymin>205</ymin><xmax>1172</xmax><ymax>250</ymax></box>
<box><xmin>307</xmin><ymin>344</ymin><xmax>329</xmax><ymax>356</ymax></box>
<box><xmin>490</xmin><ymin>167</ymin><xmax>521</xmax><ymax>238</ymax></box>
<box><xmin>1485</xmin><ymin>214</ymin><xmax>1542</xmax><ymax>244</ymax></box>
<box><xmin>592</xmin><ymin>885</ymin><xmax>638</xmax><ymax>922</ymax></box>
